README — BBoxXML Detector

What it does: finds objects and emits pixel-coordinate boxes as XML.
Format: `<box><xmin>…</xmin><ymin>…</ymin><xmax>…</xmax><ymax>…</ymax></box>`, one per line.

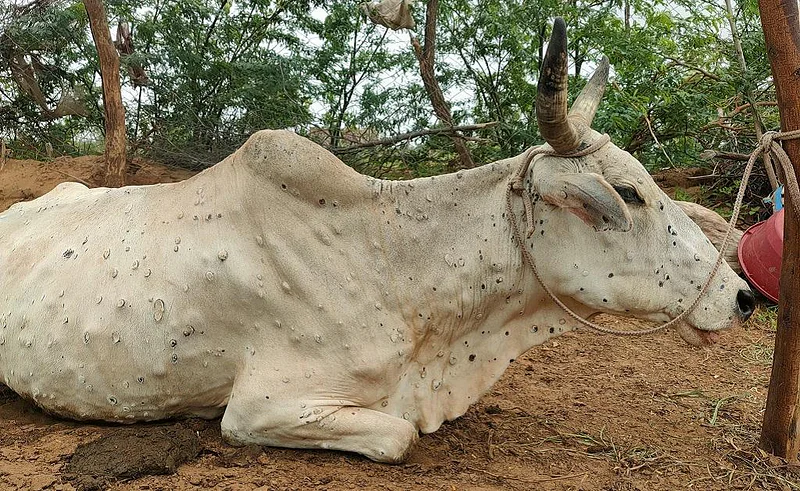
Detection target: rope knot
<box><xmin>760</xmin><ymin>131</ymin><xmax>779</xmax><ymax>152</ymax></box>
<box><xmin>508</xmin><ymin>175</ymin><xmax>525</xmax><ymax>193</ymax></box>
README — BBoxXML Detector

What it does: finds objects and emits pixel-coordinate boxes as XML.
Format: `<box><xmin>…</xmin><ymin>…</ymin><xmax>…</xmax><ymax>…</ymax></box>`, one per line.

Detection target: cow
<box><xmin>0</xmin><ymin>18</ymin><xmax>753</xmax><ymax>463</ymax></box>
<box><xmin>675</xmin><ymin>200</ymin><xmax>744</xmax><ymax>274</ymax></box>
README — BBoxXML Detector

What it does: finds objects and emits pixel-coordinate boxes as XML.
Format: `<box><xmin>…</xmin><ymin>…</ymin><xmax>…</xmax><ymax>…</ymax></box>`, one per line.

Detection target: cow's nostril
<box><xmin>736</xmin><ymin>289</ymin><xmax>756</xmax><ymax>321</ymax></box>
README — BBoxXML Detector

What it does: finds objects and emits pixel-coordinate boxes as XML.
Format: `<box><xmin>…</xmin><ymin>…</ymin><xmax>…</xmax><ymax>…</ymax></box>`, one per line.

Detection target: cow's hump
<box><xmin>231</xmin><ymin>130</ymin><xmax>373</xmax><ymax>205</ymax></box>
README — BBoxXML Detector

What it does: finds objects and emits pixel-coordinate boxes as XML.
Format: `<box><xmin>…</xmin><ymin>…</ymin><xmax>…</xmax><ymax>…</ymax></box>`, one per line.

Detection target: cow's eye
<box><xmin>614</xmin><ymin>186</ymin><xmax>644</xmax><ymax>205</ymax></box>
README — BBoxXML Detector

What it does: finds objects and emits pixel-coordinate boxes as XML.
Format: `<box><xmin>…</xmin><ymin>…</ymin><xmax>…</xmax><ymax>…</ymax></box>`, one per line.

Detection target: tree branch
<box><xmin>663</xmin><ymin>56</ymin><xmax>722</xmax><ymax>81</ymax></box>
<box><xmin>201</xmin><ymin>0</ymin><xmax>227</xmax><ymax>52</ymax></box>
<box><xmin>729</xmin><ymin>101</ymin><xmax>778</xmax><ymax>118</ymax></box>
<box><xmin>329</xmin><ymin>122</ymin><xmax>499</xmax><ymax>153</ymax></box>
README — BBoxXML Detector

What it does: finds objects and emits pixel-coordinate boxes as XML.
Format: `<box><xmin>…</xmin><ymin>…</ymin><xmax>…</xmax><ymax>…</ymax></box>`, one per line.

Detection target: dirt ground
<box><xmin>0</xmin><ymin>157</ymin><xmax>795</xmax><ymax>490</ymax></box>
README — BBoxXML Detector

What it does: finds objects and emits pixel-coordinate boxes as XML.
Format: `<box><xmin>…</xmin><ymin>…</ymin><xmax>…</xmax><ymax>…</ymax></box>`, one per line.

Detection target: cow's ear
<box><xmin>537</xmin><ymin>172</ymin><xmax>632</xmax><ymax>232</ymax></box>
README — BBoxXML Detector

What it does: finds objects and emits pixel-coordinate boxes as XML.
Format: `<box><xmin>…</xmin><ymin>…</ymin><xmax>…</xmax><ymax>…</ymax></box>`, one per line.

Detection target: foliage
<box><xmin>0</xmin><ymin>0</ymin><xmax>100</xmax><ymax>157</ymax></box>
<box><xmin>0</xmin><ymin>0</ymin><xmax>780</xmax><ymax>211</ymax></box>
<box><xmin>107</xmin><ymin>0</ymin><xmax>319</xmax><ymax>167</ymax></box>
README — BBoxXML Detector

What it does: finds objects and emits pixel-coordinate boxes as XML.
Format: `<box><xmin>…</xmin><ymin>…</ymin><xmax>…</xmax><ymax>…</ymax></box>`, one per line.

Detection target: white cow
<box><xmin>0</xmin><ymin>19</ymin><xmax>752</xmax><ymax>462</ymax></box>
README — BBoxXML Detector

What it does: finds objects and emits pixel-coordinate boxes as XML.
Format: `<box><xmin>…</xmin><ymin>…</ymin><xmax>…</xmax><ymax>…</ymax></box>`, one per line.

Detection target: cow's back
<box><xmin>0</xmin><ymin>172</ymin><xmax>253</xmax><ymax>420</ymax></box>
<box><xmin>0</xmin><ymin>129</ymin><xmax>515</xmax><ymax>429</ymax></box>
<box><xmin>0</xmin><ymin>131</ymin><xmax>398</xmax><ymax>422</ymax></box>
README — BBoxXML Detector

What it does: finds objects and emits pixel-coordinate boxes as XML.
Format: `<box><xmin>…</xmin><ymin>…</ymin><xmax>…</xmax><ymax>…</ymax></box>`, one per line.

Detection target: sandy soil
<box><xmin>0</xmin><ymin>157</ymin><xmax>794</xmax><ymax>490</ymax></box>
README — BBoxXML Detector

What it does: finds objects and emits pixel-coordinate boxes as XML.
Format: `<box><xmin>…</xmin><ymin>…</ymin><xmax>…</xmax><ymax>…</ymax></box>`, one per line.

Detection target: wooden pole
<box><xmin>758</xmin><ymin>0</ymin><xmax>800</xmax><ymax>461</ymax></box>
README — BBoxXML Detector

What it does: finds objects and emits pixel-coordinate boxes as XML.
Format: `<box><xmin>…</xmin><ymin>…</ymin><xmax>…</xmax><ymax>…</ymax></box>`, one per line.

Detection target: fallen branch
<box><xmin>686</xmin><ymin>174</ymin><xmax>720</xmax><ymax>180</ymax></box>
<box><xmin>330</xmin><ymin>122</ymin><xmax>499</xmax><ymax>153</ymax></box>
<box><xmin>700</xmin><ymin>149</ymin><xmax>752</xmax><ymax>161</ymax></box>
<box><xmin>52</xmin><ymin>168</ymin><xmax>92</xmax><ymax>187</ymax></box>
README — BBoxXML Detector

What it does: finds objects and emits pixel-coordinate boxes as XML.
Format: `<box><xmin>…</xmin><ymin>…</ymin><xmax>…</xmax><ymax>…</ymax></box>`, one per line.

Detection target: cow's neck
<box><xmin>368</xmin><ymin>158</ymin><xmax>591</xmax><ymax>431</ymax></box>
<box><xmin>217</xmin><ymin>141</ymin><xmax>593</xmax><ymax>432</ymax></box>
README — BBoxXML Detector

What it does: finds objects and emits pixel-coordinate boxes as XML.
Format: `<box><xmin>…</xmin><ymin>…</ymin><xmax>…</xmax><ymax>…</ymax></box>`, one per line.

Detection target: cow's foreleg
<box><xmin>221</xmin><ymin>396</ymin><xmax>418</xmax><ymax>463</ymax></box>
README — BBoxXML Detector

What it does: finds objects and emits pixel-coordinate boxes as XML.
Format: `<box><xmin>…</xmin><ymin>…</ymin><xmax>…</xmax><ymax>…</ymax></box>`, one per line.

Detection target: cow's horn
<box><xmin>536</xmin><ymin>18</ymin><xmax>580</xmax><ymax>154</ymax></box>
<box><xmin>569</xmin><ymin>56</ymin><xmax>609</xmax><ymax>126</ymax></box>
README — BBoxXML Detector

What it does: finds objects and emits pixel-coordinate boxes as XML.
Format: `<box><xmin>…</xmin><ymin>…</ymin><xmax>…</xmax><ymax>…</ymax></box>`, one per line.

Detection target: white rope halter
<box><xmin>505</xmin><ymin>133</ymin><xmax>751</xmax><ymax>336</ymax></box>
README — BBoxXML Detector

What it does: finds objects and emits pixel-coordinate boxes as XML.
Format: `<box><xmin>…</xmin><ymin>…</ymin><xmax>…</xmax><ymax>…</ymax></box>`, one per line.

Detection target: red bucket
<box><xmin>738</xmin><ymin>208</ymin><xmax>784</xmax><ymax>303</ymax></box>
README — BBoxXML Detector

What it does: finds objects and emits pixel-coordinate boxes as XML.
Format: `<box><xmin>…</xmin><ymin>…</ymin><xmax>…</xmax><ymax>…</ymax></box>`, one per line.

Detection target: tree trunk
<box><xmin>758</xmin><ymin>0</ymin><xmax>800</xmax><ymax>462</ymax></box>
<box><xmin>411</xmin><ymin>0</ymin><xmax>475</xmax><ymax>169</ymax></box>
<box><xmin>624</xmin><ymin>0</ymin><xmax>631</xmax><ymax>30</ymax></box>
<box><xmin>85</xmin><ymin>0</ymin><xmax>127</xmax><ymax>187</ymax></box>
<box><xmin>725</xmin><ymin>0</ymin><xmax>779</xmax><ymax>192</ymax></box>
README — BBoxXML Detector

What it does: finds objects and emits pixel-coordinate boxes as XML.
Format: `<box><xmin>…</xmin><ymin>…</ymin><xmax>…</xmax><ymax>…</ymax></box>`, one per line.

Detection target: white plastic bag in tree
<box><xmin>361</xmin><ymin>0</ymin><xmax>415</xmax><ymax>30</ymax></box>
<box><xmin>52</xmin><ymin>89</ymin><xmax>89</xmax><ymax>118</ymax></box>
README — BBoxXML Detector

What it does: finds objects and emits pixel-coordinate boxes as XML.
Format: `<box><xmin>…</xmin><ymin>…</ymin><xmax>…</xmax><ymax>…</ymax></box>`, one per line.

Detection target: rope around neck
<box><xmin>505</xmin><ymin>129</ymin><xmax>800</xmax><ymax>336</ymax></box>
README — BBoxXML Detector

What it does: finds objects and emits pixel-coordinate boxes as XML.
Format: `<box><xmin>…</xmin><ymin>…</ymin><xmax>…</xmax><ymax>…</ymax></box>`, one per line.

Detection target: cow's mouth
<box><xmin>675</xmin><ymin>322</ymin><xmax>722</xmax><ymax>347</ymax></box>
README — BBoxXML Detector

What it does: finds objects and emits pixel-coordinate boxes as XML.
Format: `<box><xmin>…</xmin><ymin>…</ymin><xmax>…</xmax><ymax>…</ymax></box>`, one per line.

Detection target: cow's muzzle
<box><xmin>736</xmin><ymin>289</ymin><xmax>756</xmax><ymax>321</ymax></box>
